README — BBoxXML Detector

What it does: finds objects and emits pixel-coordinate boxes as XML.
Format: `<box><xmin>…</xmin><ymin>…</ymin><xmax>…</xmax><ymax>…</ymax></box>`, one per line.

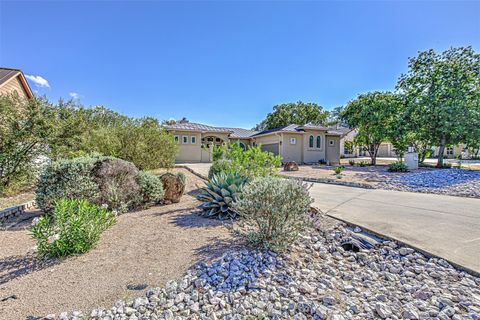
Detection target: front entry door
<box><xmin>201</xmin><ymin>146</ymin><xmax>211</xmax><ymax>162</ymax></box>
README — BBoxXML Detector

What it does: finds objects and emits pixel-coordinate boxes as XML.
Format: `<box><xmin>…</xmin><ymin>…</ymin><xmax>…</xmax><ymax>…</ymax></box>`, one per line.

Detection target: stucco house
<box><xmin>0</xmin><ymin>68</ymin><xmax>34</xmax><ymax>99</ymax></box>
<box><xmin>165</xmin><ymin>121</ymin><xmax>343</xmax><ymax>164</ymax></box>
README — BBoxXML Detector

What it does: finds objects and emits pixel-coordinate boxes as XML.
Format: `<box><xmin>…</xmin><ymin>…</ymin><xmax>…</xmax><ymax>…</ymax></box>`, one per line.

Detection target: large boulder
<box><xmin>284</xmin><ymin>161</ymin><xmax>299</xmax><ymax>171</ymax></box>
<box><xmin>160</xmin><ymin>172</ymin><xmax>185</xmax><ymax>203</ymax></box>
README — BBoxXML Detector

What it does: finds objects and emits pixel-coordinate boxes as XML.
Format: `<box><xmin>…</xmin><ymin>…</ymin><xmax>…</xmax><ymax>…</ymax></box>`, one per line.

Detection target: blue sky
<box><xmin>1</xmin><ymin>1</ymin><xmax>479</xmax><ymax>128</ymax></box>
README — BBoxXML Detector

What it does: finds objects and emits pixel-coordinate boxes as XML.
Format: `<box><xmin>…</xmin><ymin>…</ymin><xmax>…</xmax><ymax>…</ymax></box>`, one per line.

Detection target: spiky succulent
<box><xmin>197</xmin><ymin>172</ymin><xmax>248</xmax><ymax>219</ymax></box>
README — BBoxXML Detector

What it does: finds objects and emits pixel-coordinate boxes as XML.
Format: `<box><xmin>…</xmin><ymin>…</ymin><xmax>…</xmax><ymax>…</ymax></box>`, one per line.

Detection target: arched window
<box><xmin>239</xmin><ymin>142</ymin><xmax>247</xmax><ymax>151</ymax></box>
<box><xmin>316</xmin><ymin>136</ymin><xmax>321</xmax><ymax>148</ymax></box>
<box><xmin>309</xmin><ymin>135</ymin><xmax>314</xmax><ymax>148</ymax></box>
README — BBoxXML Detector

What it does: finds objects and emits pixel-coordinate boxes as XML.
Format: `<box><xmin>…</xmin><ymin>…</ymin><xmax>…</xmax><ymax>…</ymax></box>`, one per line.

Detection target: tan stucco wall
<box><xmin>230</xmin><ymin>138</ymin><xmax>252</xmax><ymax>149</ymax></box>
<box><xmin>171</xmin><ymin>130</ymin><xmax>202</xmax><ymax>162</ymax></box>
<box><xmin>303</xmin><ymin>130</ymin><xmax>327</xmax><ymax>163</ymax></box>
<box><xmin>0</xmin><ymin>76</ymin><xmax>29</xmax><ymax>99</ymax></box>
<box><xmin>281</xmin><ymin>133</ymin><xmax>303</xmax><ymax>163</ymax></box>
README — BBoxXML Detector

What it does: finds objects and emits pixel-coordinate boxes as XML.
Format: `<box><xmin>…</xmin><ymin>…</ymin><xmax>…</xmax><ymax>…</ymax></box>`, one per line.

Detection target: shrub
<box><xmin>232</xmin><ymin>177</ymin><xmax>313</xmax><ymax>251</ymax></box>
<box><xmin>348</xmin><ymin>159</ymin><xmax>355</xmax><ymax>166</ymax></box>
<box><xmin>36</xmin><ymin>155</ymin><xmax>103</xmax><ymax>212</ymax></box>
<box><xmin>31</xmin><ymin>199</ymin><xmax>116</xmax><ymax>258</ymax></box>
<box><xmin>36</xmin><ymin>155</ymin><xmax>154</xmax><ymax>213</ymax></box>
<box><xmin>358</xmin><ymin>161</ymin><xmax>368</xmax><ymax>167</ymax></box>
<box><xmin>138</xmin><ymin>171</ymin><xmax>164</xmax><ymax>205</ymax></box>
<box><xmin>333</xmin><ymin>166</ymin><xmax>344</xmax><ymax>174</ymax></box>
<box><xmin>208</xmin><ymin>159</ymin><xmax>232</xmax><ymax>179</ymax></box>
<box><xmin>197</xmin><ymin>172</ymin><xmax>248</xmax><ymax>219</ymax></box>
<box><xmin>93</xmin><ymin>158</ymin><xmax>141</xmax><ymax>212</ymax></box>
<box><xmin>387</xmin><ymin>161</ymin><xmax>408</xmax><ymax>172</ymax></box>
<box><xmin>160</xmin><ymin>172</ymin><xmax>185</xmax><ymax>203</ymax></box>
<box><xmin>210</xmin><ymin>143</ymin><xmax>282</xmax><ymax>179</ymax></box>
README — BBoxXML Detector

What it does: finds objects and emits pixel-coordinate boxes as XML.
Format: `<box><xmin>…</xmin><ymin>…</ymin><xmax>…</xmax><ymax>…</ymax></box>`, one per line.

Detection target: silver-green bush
<box><xmin>36</xmin><ymin>155</ymin><xmax>159</xmax><ymax>213</ymax></box>
<box><xmin>138</xmin><ymin>171</ymin><xmax>164</xmax><ymax>205</ymax></box>
<box><xmin>94</xmin><ymin>158</ymin><xmax>141</xmax><ymax>212</ymax></box>
<box><xmin>232</xmin><ymin>177</ymin><xmax>313</xmax><ymax>251</ymax></box>
<box><xmin>35</xmin><ymin>155</ymin><xmax>104</xmax><ymax>212</ymax></box>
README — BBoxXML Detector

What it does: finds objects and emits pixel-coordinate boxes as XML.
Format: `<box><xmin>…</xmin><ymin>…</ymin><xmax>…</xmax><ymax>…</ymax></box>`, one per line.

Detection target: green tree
<box><xmin>255</xmin><ymin>101</ymin><xmax>329</xmax><ymax>130</ymax></box>
<box><xmin>396</xmin><ymin>46</ymin><xmax>480</xmax><ymax>167</ymax></box>
<box><xmin>341</xmin><ymin>92</ymin><xmax>401</xmax><ymax>165</ymax></box>
<box><xmin>0</xmin><ymin>95</ymin><xmax>54</xmax><ymax>193</ymax></box>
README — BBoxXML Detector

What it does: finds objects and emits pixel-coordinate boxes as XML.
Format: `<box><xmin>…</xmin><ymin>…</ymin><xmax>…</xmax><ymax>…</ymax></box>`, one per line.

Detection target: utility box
<box><xmin>404</xmin><ymin>152</ymin><xmax>419</xmax><ymax>170</ymax></box>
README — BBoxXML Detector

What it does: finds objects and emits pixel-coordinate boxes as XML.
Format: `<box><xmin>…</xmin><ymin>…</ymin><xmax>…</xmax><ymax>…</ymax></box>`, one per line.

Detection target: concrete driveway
<box><xmin>180</xmin><ymin>162</ymin><xmax>480</xmax><ymax>273</ymax></box>
<box><xmin>310</xmin><ymin>183</ymin><xmax>480</xmax><ymax>274</ymax></box>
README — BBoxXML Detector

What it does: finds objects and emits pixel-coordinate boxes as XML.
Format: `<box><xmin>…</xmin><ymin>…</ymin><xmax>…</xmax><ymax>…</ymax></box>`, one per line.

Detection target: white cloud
<box><xmin>25</xmin><ymin>74</ymin><xmax>50</xmax><ymax>88</ymax></box>
<box><xmin>69</xmin><ymin>92</ymin><xmax>81</xmax><ymax>100</ymax></box>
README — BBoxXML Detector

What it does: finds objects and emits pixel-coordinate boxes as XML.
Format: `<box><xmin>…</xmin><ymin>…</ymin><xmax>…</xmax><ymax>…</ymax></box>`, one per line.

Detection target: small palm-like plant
<box><xmin>197</xmin><ymin>172</ymin><xmax>248</xmax><ymax>219</ymax></box>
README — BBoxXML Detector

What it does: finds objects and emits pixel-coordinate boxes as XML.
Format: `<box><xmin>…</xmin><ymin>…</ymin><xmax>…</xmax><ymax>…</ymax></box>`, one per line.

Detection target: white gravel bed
<box><xmin>46</xmin><ymin>219</ymin><xmax>480</xmax><ymax>320</ymax></box>
<box><xmin>380</xmin><ymin>169</ymin><xmax>480</xmax><ymax>198</ymax></box>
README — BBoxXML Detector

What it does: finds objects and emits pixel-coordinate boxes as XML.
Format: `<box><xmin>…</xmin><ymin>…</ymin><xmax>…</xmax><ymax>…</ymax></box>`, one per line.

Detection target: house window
<box><xmin>309</xmin><ymin>135</ymin><xmax>314</xmax><ymax>148</ymax></box>
<box><xmin>290</xmin><ymin>138</ymin><xmax>297</xmax><ymax>145</ymax></box>
<box><xmin>174</xmin><ymin>135</ymin><xmax>179</xmax><ymax>143</ymax></box>
<box><xmin>239</xmin><ymin>142</ymin><xmax>247</xmax><ymax>150</ymax></box>
<box><xmin>447</xmin><ymin>147</ymin><xmax>454</xmax><ymax>155</ymax></box>
<box><xmin>182</xmin><ymin>136</ymin><xmax>188</xmax><ymax>144</ymax></box>
<box><xmin>316</xmin><ymin>136</ymin><xmax>321</xmax><ymax>148</ymax></box>
<box><xmin>191</xmin><ymin>136</ymin><xmax>196</xmax><ymax>144</ymax></box>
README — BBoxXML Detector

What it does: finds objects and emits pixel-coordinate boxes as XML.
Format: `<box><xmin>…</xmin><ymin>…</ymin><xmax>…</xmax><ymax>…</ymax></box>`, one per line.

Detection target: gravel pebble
<box><xmin>53</xmin><ymin>221</ymin><xmax>480</xmax><ymax>320</ymax></box>
<box><xmin>380</xmin><ymin>169</ymin><xmax>480</xmax><ymax>198</ymax></box>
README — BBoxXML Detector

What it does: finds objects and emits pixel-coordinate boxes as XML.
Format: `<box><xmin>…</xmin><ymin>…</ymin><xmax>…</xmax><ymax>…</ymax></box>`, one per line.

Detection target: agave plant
<box><xmin>197</xmin><ymin>172</ymin><xmax>248</xmax><ymax>219</ymax></box>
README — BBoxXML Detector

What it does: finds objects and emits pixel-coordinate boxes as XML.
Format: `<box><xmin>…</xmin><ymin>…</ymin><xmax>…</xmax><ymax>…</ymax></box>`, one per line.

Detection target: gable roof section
<box><xmin>250</xmin><ymin>124</ymin><xmax>301</xmax><ymax>137</ymax></box>
<box><xmin>229</xmin><ymin>128</ymin><xmax>258</xmax><ymax>139</ymax></box>
<box><xmin>251</xmin><ymin>123</ymin><xmax>344</xmax><ymax>138</ymax></box>
<box><xmin>0</xmin><ymin>68</ymin><xmax>34</xmax><ymax>99</ymax></box>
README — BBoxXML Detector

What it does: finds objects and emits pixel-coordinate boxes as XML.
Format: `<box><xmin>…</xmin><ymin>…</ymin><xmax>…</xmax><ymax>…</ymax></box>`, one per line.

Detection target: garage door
<box><xmin>261</xmin><ymin>143</ymin><xmax>279</xmax><ymax>155</ymax></box>
<box><xmin>377</xmin><ymin>144</ymin><xmax>389</xmax><ymax>157</ymax></box>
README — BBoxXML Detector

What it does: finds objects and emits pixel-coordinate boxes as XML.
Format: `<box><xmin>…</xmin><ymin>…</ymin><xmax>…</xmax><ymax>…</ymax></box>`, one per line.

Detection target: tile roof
<box><xmin>250</xmin><ymin>124</ymin><xmax>301</xmax><ymax>137</ymax></box>
<box><xmin>164</xmin><ymin>122</ymin><xmax>233</xmax><ymax>133</ymax></box>
<box><xmin>164</xmin><ymin>122</ymin><xmax>258</xmax><ymax>138</ymax></box>
<box><xmin>229</xmin><ymin>128</ymin><xmax>258</xmax><ymax>139</ymax></box>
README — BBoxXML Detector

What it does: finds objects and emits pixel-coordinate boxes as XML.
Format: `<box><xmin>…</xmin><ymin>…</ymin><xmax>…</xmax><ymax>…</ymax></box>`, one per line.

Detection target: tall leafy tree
<box><xmin>396</xmin><ymin>46</ymin><xmax>480</xmax><ymax>167</ymax></box>
<box><xmin>255</xmin><ymin>101</ymin><xmax>329</xmax><ymax>130</ymax></box>
<box><xmin>341</xmin><ymin>92</ymin><xmax>401</xmax><ymax>165</ymax></box>
<box><xmin>0</xmin><ymin>95</ymin><xmax>54</xmax><ymax>193</ymax></box>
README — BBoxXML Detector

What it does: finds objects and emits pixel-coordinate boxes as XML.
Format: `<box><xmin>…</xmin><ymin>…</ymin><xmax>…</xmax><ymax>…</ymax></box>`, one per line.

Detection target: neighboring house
<box><xmin>432</xmin><ymin>144</ymin><xmax>467</xmax><ymax>159</ymax></box>
<box><xmin>338</xmin><ymin>128</ymin><xmax>398</xmax><ymax>158</ymax></box>
<box><xmin>0</xmin><ymin>68</ymin><xmax>34</xmax><ymax>99</ymax></box>
<box><xmin>165</xmin><ymin>121</ymin><xmax>342</xmax><ymax>164</ymax></box>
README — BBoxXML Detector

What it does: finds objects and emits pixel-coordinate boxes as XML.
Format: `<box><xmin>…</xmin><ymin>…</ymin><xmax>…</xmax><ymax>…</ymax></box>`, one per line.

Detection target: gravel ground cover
<box><xmin>54</xmin><ymin>216</ymin><xmax>480</xmax><ymax>320</ymax></box>
<box><xmin>380</xmin><ymin>169</ymin><xmax>480</xmax><ymax>198</ymax></box>
<box><xmin>0</xmin><ymin>169</ymin><xmax>233</xmax><ymax>319</ymax></box>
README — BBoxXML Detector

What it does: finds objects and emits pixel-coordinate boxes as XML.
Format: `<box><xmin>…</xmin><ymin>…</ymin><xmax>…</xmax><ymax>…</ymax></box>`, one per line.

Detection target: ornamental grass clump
<box><xmin>232</xmin><ymin>177</ymin><xmax>313</xmax><ymax>251</ymax></box>
<box><xmin>31</xmin><ymin>198</ymin><xmax>116</xmax><ymax>258</ymax></box>
<box><xmin>197</xmin><ymin>172</ymin><xmax>248</xmax><ymax>219</ymax></box>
